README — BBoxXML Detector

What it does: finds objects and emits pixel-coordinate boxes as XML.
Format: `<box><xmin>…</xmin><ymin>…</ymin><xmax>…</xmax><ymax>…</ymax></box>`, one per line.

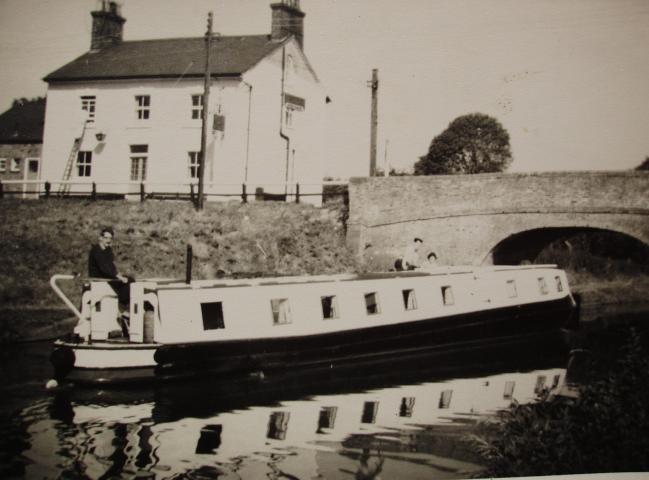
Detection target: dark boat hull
<box><xmin>154</xmin><ymin>295</ymin><xmax>576</xmax><ymax>381</ymax></box>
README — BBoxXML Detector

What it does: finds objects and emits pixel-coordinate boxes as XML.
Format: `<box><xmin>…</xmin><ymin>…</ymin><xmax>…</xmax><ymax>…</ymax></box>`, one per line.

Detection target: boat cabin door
<box><xmin>87</xmin><ymin>282</ymin><xmax>121</xmax><ymax>340</ymax></box>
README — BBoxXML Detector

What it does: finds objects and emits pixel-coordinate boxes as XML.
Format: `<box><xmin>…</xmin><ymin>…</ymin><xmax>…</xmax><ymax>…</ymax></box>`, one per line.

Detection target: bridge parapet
<box><xmin>348</xmin><ymin>171</ymin><xmax>649</xmax><ymax>266</ymax></box>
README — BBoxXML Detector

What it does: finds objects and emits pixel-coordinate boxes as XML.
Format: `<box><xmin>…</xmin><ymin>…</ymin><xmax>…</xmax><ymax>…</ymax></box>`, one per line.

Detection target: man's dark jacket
<box><xmin>88</xmin><ymin>244</ymin><xmax>118</xmax><ymax>278</ymax></box>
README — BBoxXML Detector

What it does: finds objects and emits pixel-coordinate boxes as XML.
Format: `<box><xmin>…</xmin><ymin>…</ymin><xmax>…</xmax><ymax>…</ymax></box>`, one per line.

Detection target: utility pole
<box><xmin>367</xmin><ymin>68</ymin><xmax>379</xmax><ymax>177</ymax></box>
<box><xmin>384</xmin><ymin>139</ymin><xmax>389</xmax><ymax>177</ymax></box>
<box><xmin>197</xmin><ymin>12</ymin><xmax>213</xmax><ymax>211</ymax></box>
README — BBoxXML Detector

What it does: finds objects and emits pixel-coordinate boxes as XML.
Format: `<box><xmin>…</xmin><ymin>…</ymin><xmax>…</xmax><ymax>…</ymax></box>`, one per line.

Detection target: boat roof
<box><xmin>140</xmin><ymin>264</ymin><xmax>560</xmax><ymax>291</ymax></box>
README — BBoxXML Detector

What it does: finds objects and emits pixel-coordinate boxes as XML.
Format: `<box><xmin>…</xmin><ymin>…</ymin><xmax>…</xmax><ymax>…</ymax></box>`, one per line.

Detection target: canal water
<box><xmin>0</xmin><ymin>332</ymin><xmax>575</xmax><ymax>479</ymax></box>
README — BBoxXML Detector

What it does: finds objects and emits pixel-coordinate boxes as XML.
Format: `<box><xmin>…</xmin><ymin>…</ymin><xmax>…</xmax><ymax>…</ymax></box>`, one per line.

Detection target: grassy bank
<box><xmin>0</xmin><ymin>198</ymin><xmax>359</xmax><ymax>313</ymax></box>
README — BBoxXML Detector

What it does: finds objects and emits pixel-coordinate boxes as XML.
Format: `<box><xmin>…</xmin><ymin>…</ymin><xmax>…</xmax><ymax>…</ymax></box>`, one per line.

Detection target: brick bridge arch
<box><xmin>347</xmin><ymin>172</ymin><xmax>649</xmax><ymax>267</ymax></box>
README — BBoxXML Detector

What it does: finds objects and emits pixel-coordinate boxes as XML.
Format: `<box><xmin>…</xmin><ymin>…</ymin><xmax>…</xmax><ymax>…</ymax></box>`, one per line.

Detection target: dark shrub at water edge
<box><xmin>471</xmin><ymin>328</ymin><xmax>649</xmax><ymax>476</ymax></box>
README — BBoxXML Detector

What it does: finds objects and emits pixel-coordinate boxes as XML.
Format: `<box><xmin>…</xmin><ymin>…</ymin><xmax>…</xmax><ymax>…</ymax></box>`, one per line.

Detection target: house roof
<box><xmin>0</xmin><ymin>98</ymin><xmax>45</xmax><ymax>143</ymax></box>
<box><xmin>44</xmin><ymin>35</ymin><xmax>285</xmax><ymax>82</ymax></box>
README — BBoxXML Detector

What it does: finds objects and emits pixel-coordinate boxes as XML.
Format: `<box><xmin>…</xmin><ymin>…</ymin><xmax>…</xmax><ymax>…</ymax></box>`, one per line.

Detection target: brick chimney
<box><xmin>90</xmin><ymin>1</ymin><xmax>126</xmax><ymax>50</ymax></box>
<box><xmin>270</xmin><ymin>0</ymin><xmax>305</xmax><ymax>48</ymax></box>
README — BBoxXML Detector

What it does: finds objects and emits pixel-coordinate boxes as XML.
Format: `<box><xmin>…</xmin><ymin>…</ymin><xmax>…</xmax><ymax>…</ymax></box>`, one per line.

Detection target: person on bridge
<box><xmin>395</xmin><ymin>237</ymin><xmax>424</xmax><ymax>271</ymax></box>
<box><xmin>420</xmin><ymin>251</ymin><xmax>438</xmax><ymax>271</ymax></box>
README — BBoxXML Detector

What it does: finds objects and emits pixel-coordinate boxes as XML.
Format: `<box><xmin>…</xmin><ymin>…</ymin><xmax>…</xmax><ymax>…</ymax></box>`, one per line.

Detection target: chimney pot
<box><xmin>270</xmin><ymin>0</ymin><xmax>305</xmax><ymax>48</ymax></box>
<box><xmin>91</xmin><ymin>1</ymin><xmax>126</xmax><ymax>51</ymax></box>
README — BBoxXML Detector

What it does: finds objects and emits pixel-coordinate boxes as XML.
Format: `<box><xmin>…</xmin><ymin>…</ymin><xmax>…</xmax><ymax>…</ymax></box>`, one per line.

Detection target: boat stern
<box><xmin>50</xmin><ymin>341</ymin><xmax>76</xmax><ymax>382</ymax></box>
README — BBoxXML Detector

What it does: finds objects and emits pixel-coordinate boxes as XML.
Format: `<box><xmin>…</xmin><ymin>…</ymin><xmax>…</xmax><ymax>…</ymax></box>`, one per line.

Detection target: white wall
<box><xmin>43</xmin><ymin>78</ymin><xmax>240</xmax><ymax>193</ymax></box>
<box><xmin>241</xmin><ymin>37</ymin><xmax>326</xmax><ymax>201</ymax></box>
<box><xmin>41</xmin><ymin>38</ymin><xmax>326</xmax><ymax>203</ymax></box>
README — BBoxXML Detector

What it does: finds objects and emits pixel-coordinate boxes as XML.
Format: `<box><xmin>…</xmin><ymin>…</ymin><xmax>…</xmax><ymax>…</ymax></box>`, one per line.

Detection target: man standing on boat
<box><xmin>88</xmin><ymin>227</ymin><xmax>131</xmax><ymax>308</ymax></box>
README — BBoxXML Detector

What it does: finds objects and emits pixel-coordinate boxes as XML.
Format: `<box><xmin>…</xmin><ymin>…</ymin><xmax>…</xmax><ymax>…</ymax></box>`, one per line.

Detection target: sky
<box><xmin>0</xmin><ymin>0</ymin><xmax>648</xmax><ymax>178</ymax></box>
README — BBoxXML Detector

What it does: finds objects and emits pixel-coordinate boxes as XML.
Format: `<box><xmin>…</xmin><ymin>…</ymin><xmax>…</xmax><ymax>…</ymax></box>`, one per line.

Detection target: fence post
<box><xmin>45</xmin><ymin>181</ymin><xmax>51</xmax><ymax>198</ymax></box>
<box><xmin>91</xmin><ymin>182</ymin><xmax>97</xmax><ymax>201</ymax></box>
<box><xmin>185</xmin><ymin>244</ymin><xmax>193</xmax><ymax>284</ymax></box>
<box><xmin>190</xmin><ymin>183</ymin><xmax>195</xmax><ymax>205</ymax></box>
<box><xmin>241</xmin><ymin>184</ymin><xmax>247</xmax><ymax>203</ymax></box>
<box><xmin>295</xmin><ymin>183</ymin><xmax>300</xmax><ymax>204</ymax></box>
<box><xmin>140</xmin><ymin>182</ymin><xmax>145</xmax><ymax>202</ymax></box>
<box><xmin>0</xmin><ymin>180</ymin><xmax>3</xmax><ymax>199</ymax></box>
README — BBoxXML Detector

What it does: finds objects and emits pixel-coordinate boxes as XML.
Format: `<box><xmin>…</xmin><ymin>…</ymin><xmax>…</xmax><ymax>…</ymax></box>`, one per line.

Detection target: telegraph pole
<box><xmin>197</xmin><ymin>12</ymin><xmax>213</xmax><ymax>211</ymax></box>
<box><xmin>367</xmin><ymin>68</ymin><xmax>379</xmax><ymax>176</ymax></box>
<box><xmin>384</xmin><ymin>139</ymin><xmax>389</xmax><ymax>177</ymax></box>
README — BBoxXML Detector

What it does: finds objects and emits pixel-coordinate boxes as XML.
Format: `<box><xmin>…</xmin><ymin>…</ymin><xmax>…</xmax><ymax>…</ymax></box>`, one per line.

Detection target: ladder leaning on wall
<box><xmin>58</xmin><ymin>120</ymin><xmax>90</xmax><ymax>196</ymax></box>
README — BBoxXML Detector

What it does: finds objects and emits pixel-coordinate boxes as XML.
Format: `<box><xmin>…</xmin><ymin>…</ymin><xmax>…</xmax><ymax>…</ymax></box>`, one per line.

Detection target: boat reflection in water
<box><xmin>29</xmin><ymin>337</ymin><xmax>568</xmax><ymax>479</ymax></box>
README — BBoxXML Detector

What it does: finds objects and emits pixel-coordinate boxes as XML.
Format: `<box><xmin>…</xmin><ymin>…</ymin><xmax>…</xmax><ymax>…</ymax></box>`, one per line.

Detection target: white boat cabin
<box><xmin>75</xmin><ymin>265</ymin><xmax>572</xmax><ymax>345</ymax></box>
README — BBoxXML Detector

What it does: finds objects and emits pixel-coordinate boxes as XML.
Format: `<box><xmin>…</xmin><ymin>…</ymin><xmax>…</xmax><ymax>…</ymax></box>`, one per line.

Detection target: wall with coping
<box><xmin>347</xmin><ymin>172</ymin><xmax>649</xmax><ymax>266</ymax></box>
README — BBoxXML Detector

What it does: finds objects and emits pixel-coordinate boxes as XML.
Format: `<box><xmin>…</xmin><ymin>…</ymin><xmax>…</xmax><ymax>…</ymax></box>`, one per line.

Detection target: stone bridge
<box><xmin>347</xmin><ymin>172</ymin><xmax>649</xmax><ymax>267</ymax></box>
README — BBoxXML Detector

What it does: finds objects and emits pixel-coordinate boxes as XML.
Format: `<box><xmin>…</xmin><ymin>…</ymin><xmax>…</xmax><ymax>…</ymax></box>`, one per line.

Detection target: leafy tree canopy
<box><xmin>415</xmin><ymin>113</ymin><xmax>513</xmax><ymax>175</ymax></box>
<box><xmin>635</xmin><ymin>156</ymin><xmax>649</xmax><ymax>171</ymax></box>
<box><xmin>11</xmin><ymin>97</ymin><xmax>44</xmax><ymax>107</ymax></box>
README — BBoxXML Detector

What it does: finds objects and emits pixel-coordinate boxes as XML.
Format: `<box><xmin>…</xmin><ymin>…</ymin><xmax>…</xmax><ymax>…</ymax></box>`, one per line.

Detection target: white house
<box><xmin>41</xmin><ymin>0</ymin><xmax>326</xmax><ymax>203</ymax></box>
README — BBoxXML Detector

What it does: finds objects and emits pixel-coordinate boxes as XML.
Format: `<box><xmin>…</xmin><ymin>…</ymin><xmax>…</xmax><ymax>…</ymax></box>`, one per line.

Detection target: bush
<box><xmin>472</xmin><ymin>329</ymin><xmax>649</xmax><ymax>476</ymax></box>
<box><xmin>536</xmin><ymin>231</ymin><xmax>649</xmax><ymax>277</ymax></box>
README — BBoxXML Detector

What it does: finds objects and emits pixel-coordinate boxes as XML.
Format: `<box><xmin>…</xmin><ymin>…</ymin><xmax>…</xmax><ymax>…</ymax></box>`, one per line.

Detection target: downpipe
<box><xmin>279</xmin><ymin>45</ymin><xmax>291</xmax><ymax>197</ymax></box>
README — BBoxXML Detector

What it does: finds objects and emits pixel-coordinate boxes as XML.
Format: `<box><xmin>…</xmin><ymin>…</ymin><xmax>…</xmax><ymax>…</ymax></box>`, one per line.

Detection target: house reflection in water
<box><xmin>503</xmin><ymin>380</ymin><xmax>516</xmax><ymax>399</ymax></box>
<box><xmin>195</xmin><ymin>425</ymin><xmax>223</xmax><ymax>454</ymax></box>
<box><xmin>438</xmin><ymin>389</ymin><xmax>453</xmax><ymax>409</ymax></box>
<box><xmin>361</xmin><ymin>401</ymin><xmax>379</xmax><ymax>424</ymax></box>
<box><xmin>317</xmin><ymin>407</ymin><xmax>338</xmax><ymax>433</ymax></box>
<box><xmin>399</xmin><ymin>397</ymin><xmax>416</xmax><ymax>418</ymax></box>
<box><xmin>267</xmin><ymin>412</ymin><xmax>291</xmax><ymax>440</ymax></box>
<box><xmin>23</xmin><ymin>366</ymin><xmax>567</xmax><ymax>478</ymax></box>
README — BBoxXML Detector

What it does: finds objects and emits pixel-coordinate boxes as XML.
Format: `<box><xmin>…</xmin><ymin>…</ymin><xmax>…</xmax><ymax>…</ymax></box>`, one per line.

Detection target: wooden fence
<box><xmin>0</xmin><ymin>179</ymin><xmax>348</xmax><ymax>205</ymax></box>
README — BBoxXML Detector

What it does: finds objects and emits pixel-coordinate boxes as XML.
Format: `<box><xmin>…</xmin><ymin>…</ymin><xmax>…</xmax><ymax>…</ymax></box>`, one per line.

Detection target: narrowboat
<box><xmin>50</xmin><ymin>265</ymin><xmax>578</xmax><ymax>385</ymax></box>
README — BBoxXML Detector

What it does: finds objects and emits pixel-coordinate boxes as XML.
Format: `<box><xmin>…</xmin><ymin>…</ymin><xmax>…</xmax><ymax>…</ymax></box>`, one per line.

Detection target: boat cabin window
<box><xmin>506</xmin><ymin>279</ymin><xmax>518</xmax><ymax>298</ymax></box>
<box><xmin>364</xmin><ymin>292</ymin><xmax>381</xmax><ymax>315</ymax></box>
<box><xmin>402</xmin><ymin>289</ymin><xmax>417</xmax><ymax>310</ymax></box>
<box><xmin>503</xmin><ymin>381</ymin><xmax>516</xmax><ymax>399</ymax></box>
<box><xmin>321</xmin><ymin>295</ymin><xmax>339</xmax><ymax>319</ymax></box>
<box><xmin>438</xmin><ymin>390</ymin><xmax>453</xmax><ymax>409</ymax></box>
<box><xmin>441</xmin><ymin>286</ymin><xmax>454</xmax><ymax>306</ymax></box>
<box><xmin>537</xmin><ymin>277</ymin><xmax>549</xmax><ymax>295</ymax></box>
<box><xmin>555</xmin><ymin>275</ymin><xmax>564</xmax><ymax>292</ymax></box>
<box><xmin>201</xmin><ymin>302</ymin><xmax>225</xmax><ymax>330</ymax></box>
<box><xmin>271</xmin><ymin>298</ymin><xmax>292</xmax><ymax>325</ymax></box>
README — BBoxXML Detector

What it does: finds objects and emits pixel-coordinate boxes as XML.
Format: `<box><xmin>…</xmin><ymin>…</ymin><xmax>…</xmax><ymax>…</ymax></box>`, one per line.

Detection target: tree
<box><xmin>414</xmin><ymin>113</ymin><xmax>512</xmax><ymax>175</ymax></box>
<box><xmin>11</xmin><ymin>96</ymin><xmax>44</xmax><ymax>107</ymax></box>
<box><xmin>635</xmin><ymin>156</ymin><xmax>649</xmax><ymax>171</ymax></box>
